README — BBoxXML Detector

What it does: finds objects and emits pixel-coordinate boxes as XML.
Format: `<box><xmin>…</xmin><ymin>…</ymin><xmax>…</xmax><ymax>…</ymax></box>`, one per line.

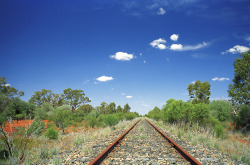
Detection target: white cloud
<box><xmin>121</xmin><ymin>93</ymin><xmax>126</xmax><ymax>95</ymax></box>
<box><xmin>212</xmin><ymin>77</ymin><xmax>230</xmax><ymax>81</ymax></box>
<box><xmin>143</xmin><ymin>60</ymin><xmax>146</xmax><ymax>64</ymax></box>
<box><xmin>182</xmin><ymin>42</ymin><xmax>208</xmax><ymax>51</ymax></box>
<box><xmin>221</xmin><ymin>45</ymin><xmax>250</xmax><ymax>54</ymax></box>
<box><xmin>157</xmin><ymin>8</ymin><xmax>166</xmax><ymax>15</ymax></box>
<box><xmin>96</xmin><ymin>76</ymin><xmax>114</xmax><ymax>82</ymax></box>
<box><xmin>166</xmin><ymin>58</ymin><xmax>170</xmax><ymax>61</ymax></box>
<box><xmin>170</xmin><ymin>44</ymin><xmax>183</xmax><ymax>50</ymax></box>
<box><xmin>140</xmin><ymin>53</ymin><xmax>142</xmax><ymax>56</ymax></box>
<box><xmin>126</xmin><ymin>96</ymin><xmax>133</xmax><ymax>99</ymax></box>
<box><xmin>4</xmin><ymin>84</ymin><xmax>10</xmax><ymax>87</ymax></box>
<box><xmin>150</xmin><ymin>38</ymin><xmax>167</xmax><ymax>50</ymax></box>
<box><xmin>170</xmin><ymin>42</ymin><xmax>208</xmax><ymax>51</ymax></box>
<box><xmin>170</xmin><ymin>34</ymin><xmax>179</xmax><ymax>41</ymax></box>
<box><xmin>110</xmin><ymin>52</ymin><xmax>134</xmax><ymax>61</ymax></box>
<box><xmin>191</xmin><ymin>81</ymin><xmax>196</xmax><ymax>84</ymax></box>
<box><xmin>157</xmin><ymin>44</ymin><xmax>167</xmax><ymax>49</ymax></box>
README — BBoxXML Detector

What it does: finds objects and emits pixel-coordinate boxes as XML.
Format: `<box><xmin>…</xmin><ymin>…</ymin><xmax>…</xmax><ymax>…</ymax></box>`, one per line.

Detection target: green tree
<box><xmin>228</xmin><ymin>51</ymin><xmax>250</xmax><ymax>106</ymax></box>
<box><xmin>107</xmin><ymin>102</ymin><xmax>116</xmax><ymax>114</ymax></box>
<box><xmin>77</xmin><ymin>104</ymin><xmax>93</xmax><ymax>114</ymax></box>
<box><xmin>148</xmin><ymin>106</ymin><xmax>161</xmax><ymax>121</ymax></box>
<box><xmin>63</xmin><ymin>88</ymin><xmax>90</xmax><ymax>112</ymax></box>
<box><xmin>116</xmin><ymin>105</ymin><xmax>123</xmax><ymax>113</ymax></box>
<box><xmin>3</xmin><ymin>98</ymin><xmax>35</xmax><ymax>121</ymax></box>
<box><xmin>100</xmin><ymin>102</ymin><xmax>108</xmax><ymax>114</ymax></box>
<box><xmin>52</xmin><ymin>105</ymin><xmax>72</xmax><ymax>134</ymax></box>
<box><xmin>29</xmin><ymin>89</ymin><xmax>53</xmax><ymax>107</ymax></box>
<box><xmin>123</xmin><ymin>103</ymin><xmax>131</xmax><ymax>113</ymax></box>
<box><xmin>0</xmin><ymin>76</ymin><xmax>24</xmax><ymax>114</ymax></box>
<box><xmin>187</xmin><ymin>80</ymin><xmax>211</xmax><ymax>104</ymax></box>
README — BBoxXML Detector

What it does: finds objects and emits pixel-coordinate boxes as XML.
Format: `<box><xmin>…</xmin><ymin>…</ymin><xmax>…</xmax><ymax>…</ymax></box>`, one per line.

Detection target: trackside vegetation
<box><xmin>0</xmin><ymin>76</ymin><xmax>139</xmax><ymax>164</ymax></box>
<box><xmin>147</xmin><ymin>51</ymin><xmax>250</xmax><ymax>163</ymax></box>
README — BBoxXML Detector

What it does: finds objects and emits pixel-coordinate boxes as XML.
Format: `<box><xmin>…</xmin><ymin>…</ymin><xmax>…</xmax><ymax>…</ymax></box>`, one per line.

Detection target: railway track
<box><xmin>88</xmin><ymin>119</ymin><xmax>201</xmax><ymax>165</ymax></box>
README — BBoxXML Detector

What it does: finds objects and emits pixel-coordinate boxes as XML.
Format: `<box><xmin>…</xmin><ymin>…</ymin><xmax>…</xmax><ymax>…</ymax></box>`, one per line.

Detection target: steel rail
<box><xmin>145</xmin><ymin>119</ymin><xmax>202</xmax><ymax>165</ymax></box>
<box><xmin>88</xmin><ymin>119</ymin><xmax>141</xmax><ymax>165</ymax></box>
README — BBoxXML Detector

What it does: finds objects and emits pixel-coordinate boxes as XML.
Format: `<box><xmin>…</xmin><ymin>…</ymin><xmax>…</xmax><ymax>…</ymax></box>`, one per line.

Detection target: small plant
<box><xmin>44</xmin><ymin>127</ymin><xmax>58</xmax><ymax>140</ymax></box>
<box><xmin>214</xmin><ymin>124</ymin><xmax>225</xmax><ymax>138</ymax></box>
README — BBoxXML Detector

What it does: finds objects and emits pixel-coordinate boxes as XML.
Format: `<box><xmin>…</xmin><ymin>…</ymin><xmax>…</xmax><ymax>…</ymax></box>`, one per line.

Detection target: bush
<box><xmin>44</xmin><ymin>127</ymin><xmax>58</xmax><ymax>140</ymax></box>
<box><xmin>209</xmin><ymin>100</ymin><xmax>231</xmax><ymax>122</ymax></box>
<box><xmin>191</xmin><ymin>103</ymin><xmax>209</xmax><ymax>124</ymax></box>
<box><xmin>85</xmin><ymin>110</ymin><xmax>99</xmax><ymax>128</ymax></box>
<box><xmin>214</xmin><ymin>124</ymin><xmax>225</xmax><ymax>138</ymax></box>
<box><xmin>203</xmin><ymin>115</ymin><xmax>221</xmax><ymax>127</ymax></box>
<box><xmin>104</xmin><ymin>114</ymin><xmax>119</xmax><ymax>126</ymax></box>
<box><xmin>124</xmin><ymin>112</ymin><xmax>137</xmax><ymax>120</ymax></box>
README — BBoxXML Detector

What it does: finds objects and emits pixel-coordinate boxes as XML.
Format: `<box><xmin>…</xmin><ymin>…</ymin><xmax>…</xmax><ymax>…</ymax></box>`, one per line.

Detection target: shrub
<box><xmin>44</xmin><ymin>127</ymin><xmax>58</xmax><ymax>140</ymax></box>
<box><xmin>124</xmin><ymin>112</ymin><xmax>137</xmax><ymax>120</ymax></box>
<box><xmin>191</xmin><ymin>103</ymin><xmax>209</xmax><ymax>124</ymax></box>
<box><xmin>203</xmin><ymin>115</ymin><xmax>221</xmax><ymax>127</ymax></box>
<box><xmin>104</xmin><ymin>114</ymin><xmax>119</xmax><ymax>126</ymax></box>
<box><xmin>209</xmin><ymin>100</ymin><xmax>231</xmax><ymax>122</ymax></box>
<box><xmin>0</xmin><ymin>149</ymin><xmax>9</xmax><ymax>160</ymax></box>
<box><xmin>214</xmin><ymin>124</ymin><xmax>225</xmax><ymax>138</ymax></box>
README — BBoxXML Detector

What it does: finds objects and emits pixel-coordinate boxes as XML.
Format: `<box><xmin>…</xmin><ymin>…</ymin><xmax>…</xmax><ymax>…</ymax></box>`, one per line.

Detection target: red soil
<box><xmin>2</xmin><ymin>120</ymin><xmax>92</xmax><ymax>135</ymax></box>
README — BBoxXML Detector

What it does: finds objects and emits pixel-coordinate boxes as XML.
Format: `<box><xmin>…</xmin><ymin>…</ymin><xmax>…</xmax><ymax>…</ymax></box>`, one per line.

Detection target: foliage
<box><xmin>124</xmin><ymin>112</ymin><xmax>137</xmax><ymax>120</ymax></box>
<box><xmin>3</xmin><ymin>98</ymin><xmax>35</xmax><ymax>120</ymax></box>
<box><xmin>77</xmin><ymin>104</ymin><xmax>93</xmax><ymax>114</ymax></box>
<box><xmin>209</xmin><ymin>100</ymin><xmax>232</xmax><ymax>122</ymax></box>
<box><xmin>27</xmin><ymin>119</ymin><xmax>45</xmax><ymax>136</ymax></box>
<box><xmin>29</xmin><ymin>89</ymin><xmax>63</xmax><ymax>107</ymax></box>
<box><xmin>44</xmin><ymin>127</ymin><xmax>58</xmax><ymax>140</ymax></box>
<box><xmin>162</xmin><ymin>99</ymin><xmax>194</xmax><ymax>123</ymax></box>
<box><xmin>235</xmin><ymin>105</ymin><xmax>250</xmax><ymax>131</ymax></box>
<box><xmin>148</xmin><ymin>107</ymin><xmax>161</xmax><ymax>121</ymax></box>
<box><xmin>63</xmin><ymin>88</ymin><xmax>90</xmax><ymax>112</ymax></box>
<box><xmin>192</xmin><ymin>103</ymin><xmax>209</xmax><ymax>124</ymax></box>
<box><xmin>104</xmin><ymin>114</ymin><xmax>119</xmax><ymax>126</ymax></box>
<box><xmin>187</xmin><ymin>80</ymin><xmax>211</xmax><ymax>104</ymax></box>
<box><xmin>107</xmin><ymin>102</ymin><xmax>116</xmax><ymax>114</ymax></box>
<box><xmin>116</xmin><ymin>105</ymin><xmax>123</xmax><ymax>113</ymax></box>
<box><xmin>214</xmin><ymin>124</ymin><xmax>225</xmax><ymax>138</ymax></box>
<box><xmin>85</xmin><ymin>110</ymin><xmax>99</xmax><ymax>128</ymax></box>
<box><xmin>52</xmin><ymin>105</ymin><xmax>72</xmax><ymax>134</ymax></box>
<box><xmin>123</xmin><ymin>103</ymin><xmax>131</xmax><ymax>113</ymax></box>
<box><xmin>228</xmin><ymin>51</ymin><xmax>250</xmax><ymax>106</ymax></box>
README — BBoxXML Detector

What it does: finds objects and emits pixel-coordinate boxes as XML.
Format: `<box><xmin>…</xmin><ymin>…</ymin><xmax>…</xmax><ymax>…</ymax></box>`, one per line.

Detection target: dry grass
<box><xmin>150</xmin><ymin>119</ymin><xmax>250</xmax><ymax>164</ymax></box>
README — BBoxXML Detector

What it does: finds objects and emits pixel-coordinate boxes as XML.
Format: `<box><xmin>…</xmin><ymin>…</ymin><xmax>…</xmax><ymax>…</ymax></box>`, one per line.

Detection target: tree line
<box><xmin>147</xmin><ymin>51</ymin><xmax>249</xmax><ymax>133</ymax></box>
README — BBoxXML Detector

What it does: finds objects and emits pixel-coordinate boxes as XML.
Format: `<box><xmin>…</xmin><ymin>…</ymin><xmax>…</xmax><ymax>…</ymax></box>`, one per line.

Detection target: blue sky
<box><xmin>1</xmin><ymin>0</ymin><xmax>250</xmax><ymax>115</ymax></box>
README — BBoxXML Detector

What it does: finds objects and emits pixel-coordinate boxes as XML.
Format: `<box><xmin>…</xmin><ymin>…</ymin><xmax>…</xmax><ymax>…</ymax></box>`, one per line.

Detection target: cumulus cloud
<box><xmin>96</xmin><ymin>76</ymin><xmax>114</xmax><ymax>82</ymax></box>
<box><xmin>221</xmin><ymin>45</ymin><xmax>250</xmax><ymax>54</ymax></box>
<box><xmin>170</xmin><ymin>44</ymin><xmax>183</xmax><ymax>50</ymax></box>
<box><xmin>110</xmin><ymin>52</ymin><xmax>134</xmax><ymax>61</ymax></box>
<box><xmin>150</xmin><ymin>38</ymin><xmax>167</xmax><ymax>50</ymax></box>
<box><xmin>157</xmin><ymin>8</ymin><xmax>166</xmax><ymax>15</ymax></box>
<box><xmin>170</xmin><ymin>34</ymin><xmax>179</xmax><ymax>41</ymax></box>
<box><xmin>126</xmin><ymin>96</ymin><xmax>133</xmax><ymax>99</ymax></box>
<box><xmin>212</xmin><ymin>77</ymin><xmax>230</xmax><ymax>81</ymax></box>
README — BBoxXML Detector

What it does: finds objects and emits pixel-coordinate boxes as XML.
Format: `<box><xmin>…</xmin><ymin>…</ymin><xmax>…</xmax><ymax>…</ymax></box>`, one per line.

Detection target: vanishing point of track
<box><xmin>88</xmin><ymin>119</ymin><xmax>201</xmax><ymax>165</ymax></box>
